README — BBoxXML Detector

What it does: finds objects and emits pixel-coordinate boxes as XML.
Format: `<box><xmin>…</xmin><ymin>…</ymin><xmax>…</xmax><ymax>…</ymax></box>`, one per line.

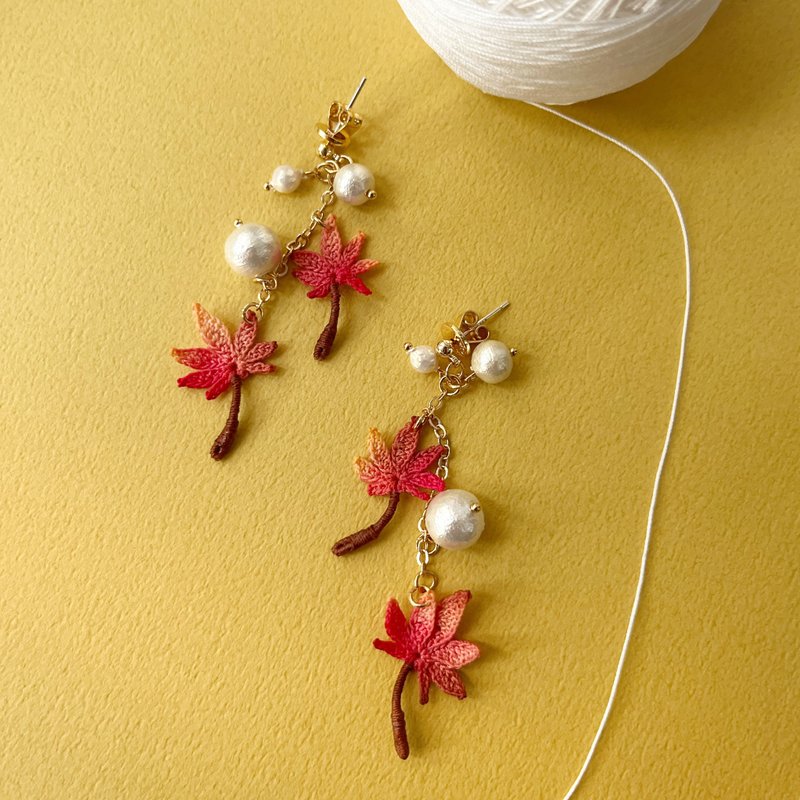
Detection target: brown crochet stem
<box><xmin>392</xmin><ymin>661</ymin><xmax>413</xmax><ymax>760</ymax></box>
<box><xmin>210</xmin><ymin>374</ymin><xmax>241</xmax><ymax>460</ymax></box>
<box><xmin>331</xmin><ymin>492</ymin><xmax>400</xmax><ymax>556</ymax></box>
<box><xmin>313</xmin><ymin>283</ymin><xmax>341</xmax><ymax>361</ymax></box>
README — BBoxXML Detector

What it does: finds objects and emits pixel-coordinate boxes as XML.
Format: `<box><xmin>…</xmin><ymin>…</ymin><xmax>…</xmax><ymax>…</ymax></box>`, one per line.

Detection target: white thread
<box><xmin>396</xmin><ymin>0</ymin><xmax>720</xmax><ymax>104</ymax></box>
<box><xmin>528</xmin><ymin>103</ymin><xmax>690</xmax><ymax>799</ymax></box>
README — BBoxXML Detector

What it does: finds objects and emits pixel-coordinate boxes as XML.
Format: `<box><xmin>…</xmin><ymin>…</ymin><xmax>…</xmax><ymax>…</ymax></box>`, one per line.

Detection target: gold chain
<box><xmin>409</xmin><ymin>415</ymin><xmax>450</xmax><ymax>607</ymax></box>
<box><xmin>415</xmin><ymin>357</ymin><xmax>477</xmax><ymax>429</ymax></box>
<box><xmin>240</xmin><ymin>154</ymin><xmax>350</xmax><ymax>322</ymax></box>
<box><xmin>407</xmin><ymin>305</ymin><xmax>513</xmax><ymax>605</ymax></box>
<box><xmin>409</xmin><ymin>346</ymin><xmax>475</xmax><ymax>604</ymax></box>
<box><xmin>408</xmin><ymin>356</ymin><xmax>473</xmax><ymax>606</ymax></box>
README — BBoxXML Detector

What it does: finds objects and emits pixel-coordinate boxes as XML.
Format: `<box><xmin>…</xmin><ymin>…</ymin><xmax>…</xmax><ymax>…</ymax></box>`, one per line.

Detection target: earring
<box><xmin>171</xmin><ymin>78</ymin><xmax>380</xmax><ymax>459</ymax></box>
<box><xmin>332</xmin><ymin>303</ymin><xmax>517</xmax><ymax>759</ymax></box>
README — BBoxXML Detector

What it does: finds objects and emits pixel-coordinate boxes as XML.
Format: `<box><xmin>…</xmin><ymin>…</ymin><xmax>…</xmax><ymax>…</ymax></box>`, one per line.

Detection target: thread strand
<box><xmin>530</xmin><ymin>102</ymin><xmax>691</xmax><ymax>800</ymax></box>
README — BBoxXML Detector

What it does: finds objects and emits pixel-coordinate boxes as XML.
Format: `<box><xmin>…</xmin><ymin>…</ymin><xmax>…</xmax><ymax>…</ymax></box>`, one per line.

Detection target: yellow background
<box><xmin>1</xmin><ymin>1</ymin><xmax>798</xmax><ymax>798</ymax></box>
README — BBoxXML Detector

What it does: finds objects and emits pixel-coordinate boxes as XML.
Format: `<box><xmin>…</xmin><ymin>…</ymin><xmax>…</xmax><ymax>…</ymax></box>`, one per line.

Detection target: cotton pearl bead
<box><xmin>471</xmin><ymin>339</ymin><xmax>514</xmax><ymax>384</ymax></box>
<box><xmin>333</xmin><ymin>163</ymin><xmax>375</xmax><ymax>206</ymax></box>
<box><xmin>408</xmin><ymin>345</ymin><xmax>437</xmax><ymax>373</ymax></box>
<box><xmin>270</xmin><ymin>164</ymin><xmax>303</xmax><ymax>194</ymax></box>
<box><xmin>224</xmin><ymin>223</ymin><xmax>281</xmax><ymax>278</ymax></box>
<box><xmin>425</xmin><ymin>489</ymin><xmax>485</xmax><ymax>550</ymax></box>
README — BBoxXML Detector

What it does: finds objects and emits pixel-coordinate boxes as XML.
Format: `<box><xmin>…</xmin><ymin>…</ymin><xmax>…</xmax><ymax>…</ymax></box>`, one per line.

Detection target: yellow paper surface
<box><xmin>1</xmin><ymin>1</ymin><xmax>798</xmax><ymax>798</ymax></box>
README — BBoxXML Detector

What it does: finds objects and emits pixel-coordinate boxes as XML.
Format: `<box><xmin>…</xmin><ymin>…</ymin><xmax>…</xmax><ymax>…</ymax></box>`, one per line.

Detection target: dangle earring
<box><xmin>171</xmin><ymin>78</ymin><xmax>381</xmax><ymax>459</ymax></box>
<box><xmin>332</xmin><ymin>303</ymin><xmax>517</xmax><ymax>759</ymax></box>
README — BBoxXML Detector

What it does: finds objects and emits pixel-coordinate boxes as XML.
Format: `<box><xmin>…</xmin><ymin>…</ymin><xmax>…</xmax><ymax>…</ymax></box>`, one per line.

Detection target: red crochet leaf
<box><xmin>354</xmin><ymin>418</ymin><xmax>446</xmax><ymax>500</ymax></box>
<box><xmin>410</xmin><ymin>445</ymin><xmax>445</xmax><ymax>472</ymax></box>
<box><xmin>373</xmin><ymin>638</ymin><xmax>408</xmax><ymax>661</ymax></box>
<box><xmin>340</xmin><ymin>274</ymin><xmax>371</xmax><ymax>295</ymax></box>
<box><xmin>176</xmin><ymin>369</ymin><xmax>227</xmax><ymax>392</ymax></box>
<box><xmin>397</xmin><ymin>471</ymin><xmax>443</xmax><ymax>496</ymax></box>
<box><xmin>384</xmin><ymin>598</ymin><xmax>409</xmax><ymax>643</ymax></box>
<box><xmin>172</xmin><ymin>303</ymin><xmax>277</xmax><ymax>400</ymax></box>
<box><xmin>291</xmin><ymin>215</ymin><xmax>379</xmax><ymax>298</ymax></box>
<box><xmin>292</xmin><ymin>249</ymin><xmax>334</xmax><ymax>299</ymax></box>
<box><xmin>373</xmin><ymin>590</ymin><xmax>480</xmax><ymax>704</ymax></box>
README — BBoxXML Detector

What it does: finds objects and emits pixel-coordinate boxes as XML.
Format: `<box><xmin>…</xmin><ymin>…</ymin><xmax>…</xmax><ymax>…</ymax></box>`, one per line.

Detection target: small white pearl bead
<box><xmin>270</xmin><ymin>164</ymin><xmax>303</xmax><ymax>194</ymax></box>
<box><xmin>425</xmin><ymin>489</ymin><xmax>485</xmax><ymax>550</ymax></box>
<box><xmin>408</xmin><ymin>345</ymin><xmax>437</xmax><ymax>373</ymax></box>
<box><xmin>224</xmin><ymin>223</ymin><xmax>281</xmax><ymax>278</ymax></box>
<box><xmin>471</xmin><ymin>339</ymin><xmax>514</xmax><ymax>384</ymax></box>
<box><xmin>333</xmin><ymin>163</ymin><xmax>375</xmax><ymax>206</ymax></box>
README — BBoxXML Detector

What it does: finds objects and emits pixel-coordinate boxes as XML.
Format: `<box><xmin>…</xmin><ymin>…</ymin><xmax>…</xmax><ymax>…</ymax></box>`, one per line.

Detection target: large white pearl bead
<box><xmin>425</xmin><ymin>489</ymin><xmax>485</xmax><ymax>550</ymax></box>
<box><xmin>224</xmin><ymin>223</ymin><xmax>281</xmax><ymax>278</ymax></box>
<box><xmin>408</xmin><ymin>345</ymin><xmax>437</xmax><ymax>373</ymax></box>
<box><xmin>471</xmin><ymin>339</ymin><xmax>514</xmax><ymax>384</ymax></box>
<box><xmin>333</xmin><ymin>163</ymin><xmax>375</xmax><ymax>206</ymax></box>
<box><xmin>270</xmin><ymin>164</ymin><xmax>303</xmax><ymax>194</ymax></box>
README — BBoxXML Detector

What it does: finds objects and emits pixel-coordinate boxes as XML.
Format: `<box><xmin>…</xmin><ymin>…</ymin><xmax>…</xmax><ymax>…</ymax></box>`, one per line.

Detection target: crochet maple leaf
<box><xmin>291</xmin><ymin>214</ymin><xmax>379</xmax><ymax>360</ymax></box>
<box><xmin>331</xmin><ymin>417</ymin><xmax>446</xmax><ymax>556</ymax></box>
<box><xmin>373</xmin><ymin>591</ymin><xmax>480</xmax><ymax>759</ymax></box>
<box><xmin>172</xmin><ymin>303</ymin><xmax>276</xmax><ymax>459</ymax></box>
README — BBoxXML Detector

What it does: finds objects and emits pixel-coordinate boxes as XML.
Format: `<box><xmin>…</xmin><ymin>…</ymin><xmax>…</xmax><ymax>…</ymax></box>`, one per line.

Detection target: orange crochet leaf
<box><xmin>354</xmin><ymin>418</ymin><xmax>445</xmax><ymax>501</ymax></box>
<box><xmin>331</xmin><ymin>418</ymin><xmax>446</xmax><ymax>557</ymax></box>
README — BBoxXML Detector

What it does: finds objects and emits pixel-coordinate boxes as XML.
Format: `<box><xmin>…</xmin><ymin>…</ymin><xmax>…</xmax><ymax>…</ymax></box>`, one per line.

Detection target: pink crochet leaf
<box><xmin>428</xmin><ymin>589</ymin><xmax>472</xmax><ymax>648</ymax></box>
<box><xmin>234</xmin><ymin>316</ymin><xmax>258</xmax><ymax>353</ymax></box>
<box><xmin>194</xmin><ymin>304</ymin><xmax>234</xmax><ymax>353</ymax></box>
<box><xmin>247</xmin><ymin>341</ymin><xmax>277</xmax><ymax>362</ymax></box>
<box><xmin>321</xmin><ymin>213</ymin><xmax>343</xmax><ymax>260</ymax></box>
<box><xmin>422</xmin><ymin>662</ymin><xmax>466</xmax><ymax>702</ymax></box>
<box><xmin>432</xmin><ymin>640</ymin><xmax>481</xmax><ymax>669</ymax></box>
<box><xmin>354</xmin><ymin>418</ymin><xmax>446</xmax><ymax>500</ymax></box>
<box><xmin>407</xmin><ymin>601</ymin><xmax>438</xmax><ymax>652</ymax></box>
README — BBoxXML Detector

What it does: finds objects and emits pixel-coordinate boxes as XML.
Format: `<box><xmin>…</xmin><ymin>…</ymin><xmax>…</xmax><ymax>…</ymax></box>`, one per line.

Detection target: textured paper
<box><xmin>1</xmin><ymin>1</ymin><xmax>797</xmax><ymax>798</ymax></box>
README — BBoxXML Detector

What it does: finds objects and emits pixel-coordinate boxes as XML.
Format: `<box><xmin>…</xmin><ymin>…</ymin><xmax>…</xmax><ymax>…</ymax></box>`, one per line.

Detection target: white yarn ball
<box><xmin>396</xmin><ymin>0</ymin><xmax>721</xmax><ymax>105</ymax></box>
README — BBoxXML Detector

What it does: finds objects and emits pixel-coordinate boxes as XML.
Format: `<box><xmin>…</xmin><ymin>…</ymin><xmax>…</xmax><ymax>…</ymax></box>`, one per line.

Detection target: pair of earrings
<box><xmin>170</xmin><ymin>82</ymin><xmax>519</xmax><ymax>759</ymax></box>
<box><xmin>171</xmin><ymin>78</ymin><xmax>378</xmax><ymax>459</ymax></box>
